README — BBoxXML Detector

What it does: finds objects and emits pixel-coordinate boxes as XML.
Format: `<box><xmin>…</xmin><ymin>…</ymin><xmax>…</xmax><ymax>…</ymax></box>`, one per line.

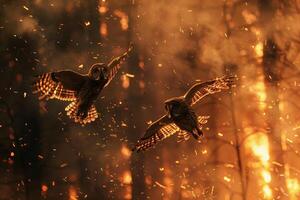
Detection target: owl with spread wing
<box><xmin>33</xmin><ymin>45</ymin><xmax>133</xmax><ymax>125</ymax></box>
<box><xmin>132</xmin><ymin>76</ymin><xmax>235</xmax><ymax>152</ymax></box>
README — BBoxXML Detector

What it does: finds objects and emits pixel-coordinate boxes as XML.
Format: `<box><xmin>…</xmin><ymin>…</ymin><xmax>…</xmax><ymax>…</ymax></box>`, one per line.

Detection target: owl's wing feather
<box><xmin>133</xmin><ymin>115</ymin><xmax>180</xmax><ymax>152</ymax></box>
<box><xmin>105</xmin><ymin>45</ymin><xmax>133</xmax><ymax>87</ymax></box>
<box><xmin>33</xmin><ymin>71</ymin><xmax>86</xmax><ymax>101</ymax></box>
<box><xmin>65</xmin><ymin>101</ymin><xmax>99</xmax><ymax>125</ymax></box>
<box><xmin>184</xmin><ymin>76</ymin><xmax>234</xmax><ymax>106</ymax></box>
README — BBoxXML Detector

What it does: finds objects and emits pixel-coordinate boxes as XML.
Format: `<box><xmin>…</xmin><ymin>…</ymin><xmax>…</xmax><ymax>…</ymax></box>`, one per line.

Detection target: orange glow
<box><xmin>122</xmin><ymin>171</ymin><xmax>132</xmax><ymax>184</ymax></box>
<box><xmin>114</xmin><ymin>10</ymin><xmax>128</xmax><ymax>30</ymax></box>
<box><xmin>245</xmin><ymin>128</ymin><xmax>272</xmax><ymax>199</ymax></box>
<box><xmin>41</xmin><ymin>184</ymin><xmax>48</xmax><ymax>192</ymax></box>
<box><xmin>100</xmin><ymin>22</ymin><xmax>107</xmax><ymax>37</ymax></box>
<box><xmin>223</xmin><ymin>176</ymin><xmax>231</xmax><ymax>183</ymax></box>
<box><xmin>121</xmin><ymin>74</ymin><xmax>130</xmax><ymax>89</ymax></box>
<box><xmin>242</xmin><ymin>10</ymin><xmax>257</xmax><ymax>24</ymax></box>
<box><xmin>262</xmin><ymin>185</ymin><xmax>272</xmax><ymax>199</ymax></box>
<box><xmin>287</xmin><ymin>178</ymin><xmax>300</xmax><ymax>199</ymax></box>
<box><xmin>68</xmin><ymin>186</ymin><xmax>78</xmax><ymax>200</ymax></box>
<box><xmin>254</xmin><ymin>42</ymin><xmax>264</xmax><ymax>58</ymax></box>
<box><xmin>98</xmin><ymin>6</ymin><xmax>107</xmax><ymax>14</ymax></box>
<box><xmin>245</xmin><ymin>132</ymin><xmax>270</xmax><ymax>165</ymax></box>
<box><xmin>249</xmin><ymin>76</ymin><xmax>267</xmax><ymax>110</ymax></box>
<box><xmin>121</xmin><ymin>145</ymin><xmax>131</xmax><ymax>159</ymax></box>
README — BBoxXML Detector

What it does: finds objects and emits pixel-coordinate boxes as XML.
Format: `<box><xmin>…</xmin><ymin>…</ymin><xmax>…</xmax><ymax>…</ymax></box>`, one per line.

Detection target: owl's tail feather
<box><xmin>65</xmin><ymin>101</ymin><xmax>99</xmax><ymax>125</ymax></box>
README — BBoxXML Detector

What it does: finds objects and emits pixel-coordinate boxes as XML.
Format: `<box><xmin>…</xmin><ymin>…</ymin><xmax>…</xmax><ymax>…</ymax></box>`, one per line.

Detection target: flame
<box><xmin>68</xmin><ymin>186</ymin><xmax>78</xmax><ymax>200</ymax></box>
<box><xmin>249</xmin><ymin>75</ymin><xmax>267</xmax><ymax>110</ymax></box>
<box><xmin>245</xmin><ymin>129</ymin><xmax>272</xmax><ymax>199</ymax></box>
<box><xmin>245</xmin><ymin>132</ymin><xmax>270</xmax><ymax>165</ymax></box>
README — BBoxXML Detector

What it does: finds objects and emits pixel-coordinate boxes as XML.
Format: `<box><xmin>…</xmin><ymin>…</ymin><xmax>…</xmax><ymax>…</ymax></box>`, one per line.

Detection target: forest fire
<box><xmin>245</xmin><ymin>130</ymin><xmax>272</xmax><ymax>199</ymax></box>
<box><xmin>2</xmin><ymin>0</ymin><xmax>300</xmax><ymax>199</ymax></box>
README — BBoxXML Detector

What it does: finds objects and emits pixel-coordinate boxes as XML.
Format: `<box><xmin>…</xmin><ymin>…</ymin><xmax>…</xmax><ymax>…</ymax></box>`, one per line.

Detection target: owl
<box><xmin>33</xmin><ymin>45</ymin><xmax>133</xmax><ymax>125</ymax></box>
<box><xmin>132</xmin><ymin>76</ymin><xmax>235</xmax><ymax>152</ymax></box>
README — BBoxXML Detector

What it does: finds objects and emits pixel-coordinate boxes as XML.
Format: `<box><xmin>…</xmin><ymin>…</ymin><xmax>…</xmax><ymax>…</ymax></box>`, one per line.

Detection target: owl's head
<box><xmin>164</xmin><ymin>97</ymin><xmax>184</xmax><ymax>118</ymax></box>
<box><xmin>89</xmin><ymin>63</ymin><xmax>108</xmax><ymax>80</ymax></box>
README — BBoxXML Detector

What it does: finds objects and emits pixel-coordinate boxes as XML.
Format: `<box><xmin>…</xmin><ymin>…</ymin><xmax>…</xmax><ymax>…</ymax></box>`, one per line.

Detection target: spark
<box><xmin>223</xmin><ymin>176</ymin><xmax>231</xmax><ymax>182</ymax></box>
<box><xmin>155</xmin><ymin>181</ymin><xmax>167</xmax><ymax>189</ymax></box>
<box><xmin>202</xmin><ymin>149</ymin><xmax>208</xmax><ymax>154</ymax></box>
<box><xmin>125</xmin><ymin>73</ymin><xmax>135</xmax><ymax>78</ymax></box>
<box><xmin>23</xmin><ymin>5</ymin><xmax>29</xmax><ymax>10</ymax></box>
<box><xmin>78</xmin><ymin>64</ymin><xmax>84</xmax><ymax>69</ymax></box>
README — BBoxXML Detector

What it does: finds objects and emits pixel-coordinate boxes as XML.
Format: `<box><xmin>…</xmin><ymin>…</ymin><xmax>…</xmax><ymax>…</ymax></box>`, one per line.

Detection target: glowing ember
<box><xmin>41</xmin><ymin>184</ymin><xmax>48</xmax><ymax>192</ymax></box>
<box><xmin>68</xmin><ymin>186</ymin><xmax>78</xmax><ymax>200</ymax></box>
<box><xmin>223</xmin><ymin>176</ymin><xmax>231</xmax><ymax>183</ymax></box>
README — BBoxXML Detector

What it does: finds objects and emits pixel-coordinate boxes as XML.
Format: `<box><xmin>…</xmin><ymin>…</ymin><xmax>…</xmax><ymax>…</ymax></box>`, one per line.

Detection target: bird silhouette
<box><xmin>132</xmin><ymin>76</ymin><xmax>234</xmax><ymax>152</ymax></box>
<box><xmin>33</xmin><ymin>45</ymin><xmax>133</xmax><ymax>125</ymax></box>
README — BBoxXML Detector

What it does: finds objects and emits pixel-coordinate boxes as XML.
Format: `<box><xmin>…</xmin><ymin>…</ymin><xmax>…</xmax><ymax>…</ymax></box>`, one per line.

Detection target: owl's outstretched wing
<box><xmin>132</xmin><ymin>115</ymin><xmax>180</xmax><ymax>152</ymax></box>
<box><xmin>105</xmin><ymin>44</ymin><xmax>133</xmax><ymax>87</ymax></box>
<box><xmin>184</xmin><ymin>76</ymin><xmax>234</xmax><ymax>106</ymax></box>
<box><xmin>33</xmin><ymin>71</ymin><xmax>86</xmax><ymax>101</ymax></box>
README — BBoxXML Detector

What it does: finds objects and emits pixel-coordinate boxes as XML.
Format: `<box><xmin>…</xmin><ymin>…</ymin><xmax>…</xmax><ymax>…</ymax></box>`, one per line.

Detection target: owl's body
<box><xmin>33</xmin><ymin>45</ymin><xmax>132</xmax><ymax>124</ymax></box>
<box><xmin>165</xmin><ymin>97</ymin><xmax>202</xmax><ymax>139</ymax></box>
<box><xmin>132</xmin><ymin>76</ymin><xmax>235</xmax><ymax>152</ymax></box>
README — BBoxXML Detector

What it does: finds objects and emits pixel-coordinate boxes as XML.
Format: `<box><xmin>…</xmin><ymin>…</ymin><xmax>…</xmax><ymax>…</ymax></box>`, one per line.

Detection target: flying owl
<box><xmin>132</xmin><ymin>76</ymin><xmax>235</xmax><ymax>152</ymax></box>
<box><xmin>33</xmin><ymin>45</ymin><xmax>133</xmax><ymax>125</ymax></box>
